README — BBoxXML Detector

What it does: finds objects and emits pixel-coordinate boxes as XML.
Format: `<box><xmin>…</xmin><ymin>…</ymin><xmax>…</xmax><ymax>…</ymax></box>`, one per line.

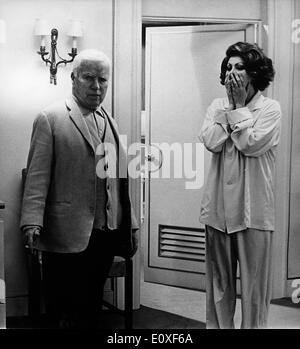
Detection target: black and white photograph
<box><xmin>0</xmin><ymin>0</ymin><xmax>299</xmax><ymax>339</ymax></box>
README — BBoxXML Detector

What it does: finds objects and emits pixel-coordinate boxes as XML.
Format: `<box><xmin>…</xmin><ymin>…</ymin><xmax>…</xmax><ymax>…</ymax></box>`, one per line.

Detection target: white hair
<box><xmin>72</xmin><ymin>49</ymin><xmax>111</xmax><ymax>75</ymax></box>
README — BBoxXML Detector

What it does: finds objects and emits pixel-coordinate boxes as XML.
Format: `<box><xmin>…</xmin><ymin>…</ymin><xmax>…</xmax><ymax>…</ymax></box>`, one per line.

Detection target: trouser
<box><xmin>205</xmin><ymin>225</ymin><xmax>273</xmax><ymax>329</ymax></box>
<box><xmin>42</xmin><ymin>229</ymin><xmax>115</xmax><ymax>329</ymax></box>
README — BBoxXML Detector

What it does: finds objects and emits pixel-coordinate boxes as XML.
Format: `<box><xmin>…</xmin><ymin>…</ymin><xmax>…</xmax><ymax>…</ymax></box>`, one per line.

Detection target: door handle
<box><xmin>146</xmin><ymin>144</ymin><xmax>163</xmax><ymax>172</ymax></box>
<box><xmin>147</xmin><ymin>155</ymin><xmax>155</xmax><ymax>162</ymax></box>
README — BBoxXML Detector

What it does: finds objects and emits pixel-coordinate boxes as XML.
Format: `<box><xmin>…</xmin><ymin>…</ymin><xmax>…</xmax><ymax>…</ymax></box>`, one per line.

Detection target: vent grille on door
<box><xmin>159</xmin><ymin>225</ymin><xmax>205</xmax><ymax>262</ymax></box>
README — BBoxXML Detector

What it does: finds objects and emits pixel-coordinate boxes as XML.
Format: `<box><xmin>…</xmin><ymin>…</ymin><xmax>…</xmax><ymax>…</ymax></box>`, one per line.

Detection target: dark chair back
<box><xmin>21</xmin><ymin>168</ymin><xmax>44</xmax><ymax>325</ymax></box>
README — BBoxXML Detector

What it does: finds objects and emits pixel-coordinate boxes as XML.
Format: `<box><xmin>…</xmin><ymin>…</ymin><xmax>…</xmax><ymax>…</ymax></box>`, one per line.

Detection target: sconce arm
<box><xmin>56</xmin><ymin>48</ymin><xmax>77</xmax><ymax>68</ymax></box>
<box><xmin>37</xmin><ymin>48</ymin><xmax>52</xmax><ymax>65</ymax></box>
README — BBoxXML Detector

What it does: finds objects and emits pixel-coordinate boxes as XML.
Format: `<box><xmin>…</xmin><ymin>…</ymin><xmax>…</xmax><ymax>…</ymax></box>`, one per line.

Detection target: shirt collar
<box><xmin>223</xmin><ymin>91</ymin><xmax>264</xmax><ymax>111</ymax></box>
<box><xmin>72</xmin><ymin>94</ymin><xmax>103</xmax><ymax>117</ymax></box>
<box><xmin>246</xmin><ymin>91</ymin><xmax>264</xmax><ymax>111</ymax></box>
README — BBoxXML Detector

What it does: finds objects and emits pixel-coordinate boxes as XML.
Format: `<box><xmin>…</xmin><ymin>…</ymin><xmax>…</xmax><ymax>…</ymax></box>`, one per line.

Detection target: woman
<box><xmin>199</xmin><ymin>42</ymin><xmax>281</xmax><ymax>329</ymax></box>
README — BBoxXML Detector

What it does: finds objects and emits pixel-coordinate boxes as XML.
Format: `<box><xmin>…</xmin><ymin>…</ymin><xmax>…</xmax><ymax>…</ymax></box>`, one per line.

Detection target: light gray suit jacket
<box><xmin>20</xmin><ymin>97</ymin><xmax>139</xmax><ymax>257</ymax></box>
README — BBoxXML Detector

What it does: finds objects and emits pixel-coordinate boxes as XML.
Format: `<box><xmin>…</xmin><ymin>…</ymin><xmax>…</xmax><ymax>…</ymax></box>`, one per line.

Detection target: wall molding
<box><xmin>267</xmin><ymin>0</ymin><xmax>295</xmax><ymax>298</ymax></box>
<box><xmin>113</xmin><ymin>0</ymin><xmax>142</xmax><ymax>310</ymax></box>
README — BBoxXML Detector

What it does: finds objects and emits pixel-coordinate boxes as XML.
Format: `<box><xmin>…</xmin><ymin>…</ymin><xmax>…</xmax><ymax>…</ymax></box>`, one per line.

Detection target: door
<box><xmin>143</xmin><ymin>23</ymin><xmax>258</xmax><ymax>290</ymax></box>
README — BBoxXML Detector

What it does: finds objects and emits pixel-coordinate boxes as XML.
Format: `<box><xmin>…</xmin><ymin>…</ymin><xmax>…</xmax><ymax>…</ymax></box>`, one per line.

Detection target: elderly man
<box><xmin>20</xmin><ymin>49</ymin><xmax>139</xmax><ymax>328</ymax></box>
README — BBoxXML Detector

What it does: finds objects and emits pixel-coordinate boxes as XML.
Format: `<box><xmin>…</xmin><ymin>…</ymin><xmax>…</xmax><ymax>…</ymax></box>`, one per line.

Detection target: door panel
<box><xmin>144</xmin><ymin>24</ymin><xmax>256</xmax><ymax>290</ymax></box>
<box><xmin>288</xmin><ymin>4</ymin><xmax>300</xmax><ymax>278</ymax></box>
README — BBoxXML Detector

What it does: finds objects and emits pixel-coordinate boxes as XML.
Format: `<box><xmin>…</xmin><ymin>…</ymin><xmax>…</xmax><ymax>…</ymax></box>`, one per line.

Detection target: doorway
<box><xmin>140</xmin><ymin>18</ymin><xmax>260</xmax><ymax>315</ymax></box>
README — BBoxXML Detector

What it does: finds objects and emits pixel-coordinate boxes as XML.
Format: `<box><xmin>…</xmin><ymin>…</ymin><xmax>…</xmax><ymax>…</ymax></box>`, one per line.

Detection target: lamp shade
<box><xmin>67</xmin><ymin>20</ymin><xmax>83</xmax><ymax>37</ymax></box>
<box><xmin>0</xmin><ymin>19</ymin><xmax>6</xmax><ymax>43</ymax></box>
<box><xmin>34</xmin><ymin>19</ymin><xmax>50</xmax><ymax>36</ymax></box>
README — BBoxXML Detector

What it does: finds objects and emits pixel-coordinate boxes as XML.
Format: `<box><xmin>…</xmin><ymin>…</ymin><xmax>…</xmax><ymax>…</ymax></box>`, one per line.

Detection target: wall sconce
<box><xmin>34</xmin><ymin>19</ymin><xmax>83</xmax><ymax>85</ymax></box>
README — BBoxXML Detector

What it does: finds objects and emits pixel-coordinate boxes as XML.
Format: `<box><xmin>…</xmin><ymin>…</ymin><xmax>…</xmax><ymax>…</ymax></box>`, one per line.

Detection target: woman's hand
<box><xmin>225</xmin><ymin>74</ymin><xmax>235</xmax><ymax>111</ymax></box>
<box><xmin>229</xmin><ymin>72</ymin><xmax>247</xmax><ymax>109</ymax></box>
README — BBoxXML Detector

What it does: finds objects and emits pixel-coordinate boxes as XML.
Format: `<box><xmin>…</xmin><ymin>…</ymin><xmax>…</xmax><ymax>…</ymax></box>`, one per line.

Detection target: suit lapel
<box><xmin>65</xmin><ymin>97</ymin><xmax>95</xmax><ymax>152</ymax></box>
<box><xmin>101</xmin><ymin>107</ymin><xmax>129</xmax><ymax>179</ymax></box>
<box><xmin>101</xmin><ymin>107</ymin><xmax>119</xmax><ymax>141</ymax></box>
<box><xmin>65</xmin><ymin>100</ymin><xmax>129</xmax><ymax>176</ymax></box>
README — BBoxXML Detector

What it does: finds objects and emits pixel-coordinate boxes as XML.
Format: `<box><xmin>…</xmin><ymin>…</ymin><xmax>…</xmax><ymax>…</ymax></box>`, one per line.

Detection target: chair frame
<box><xmin>102</xmin><ymin>257</ymin><xmax>133</xmax><ymax>329</ymax></box>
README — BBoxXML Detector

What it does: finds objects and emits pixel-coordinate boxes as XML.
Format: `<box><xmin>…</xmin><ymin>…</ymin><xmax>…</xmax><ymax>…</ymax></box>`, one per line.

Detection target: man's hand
<box><xmin>229</xmin><ymin>72</ymin><xmax>247</xmax><ymax>109</ymax></box>
<box><xmin>23</xmin><ymin>226</ymin><xmax>40</xmax><ymax>255</ymax></box>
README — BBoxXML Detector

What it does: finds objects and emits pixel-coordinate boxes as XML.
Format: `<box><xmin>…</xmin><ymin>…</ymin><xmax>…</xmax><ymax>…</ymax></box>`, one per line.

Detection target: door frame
<box><xmin>143</xmin><ymin>16</ymin><xmax>262</xmax><ymax>45</ymax></box>
<box><xmin>142</xmin><ymin>17</ymin><xmax>262</xmax><ymax>292</ymax></box>
<box><xmin>267</xmin><ymin>0</ymin><xmax>298</xmax><ymax>298</ymax></box>
<box><xmin>113</xmin><ymin>0</ymin><xmax>142</xmax><ymax>310</ymax></box>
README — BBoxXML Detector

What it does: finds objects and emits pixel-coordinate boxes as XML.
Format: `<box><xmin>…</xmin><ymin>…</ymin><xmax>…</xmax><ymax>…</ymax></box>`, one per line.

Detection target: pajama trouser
<box><xmin>205</xmin><ymin>225</ymin><xmax>273</xmax><ymax>329</ymax></box>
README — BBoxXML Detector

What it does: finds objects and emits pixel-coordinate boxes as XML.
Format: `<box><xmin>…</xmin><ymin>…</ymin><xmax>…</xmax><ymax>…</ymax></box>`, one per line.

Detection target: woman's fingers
<box><xmin>231</xmin><ymin>74</ymin><xmax>240</xmax><ymax>88</ymax></box>
<box><xmin>232</xmin><ymin>73</ymin><xmax>244</xmax><ymax>88</ymax></box>
<box><xmin>225</xmin><ymin>74</ymin><xmax>230</xmax><ymax>84</ymax></box>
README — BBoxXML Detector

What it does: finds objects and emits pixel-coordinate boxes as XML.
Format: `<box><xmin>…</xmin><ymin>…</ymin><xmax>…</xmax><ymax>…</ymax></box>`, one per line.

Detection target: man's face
<box><xmin>72</xmin><ymin>59</ymin><xmax>110</xmax><ymax>111</ymax></box>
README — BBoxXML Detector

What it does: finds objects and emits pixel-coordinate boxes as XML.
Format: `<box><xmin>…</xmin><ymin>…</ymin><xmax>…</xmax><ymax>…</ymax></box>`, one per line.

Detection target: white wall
<box><xmin>0</xmin><ymin>0</ymin><xmax>113</xmax><ymax>316</ymax></box>
<box><xmin>142</xmin><ymin>0</ymin><xmax>262</xmax><ymax>19</ymax></box>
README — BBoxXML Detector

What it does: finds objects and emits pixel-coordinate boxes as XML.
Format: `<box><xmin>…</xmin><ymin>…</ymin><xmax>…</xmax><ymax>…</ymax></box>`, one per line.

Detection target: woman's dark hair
<box><xmin>220</xmin><ymin>42</ymin><xmax>275</xmax><ymax>91</ymax></box>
